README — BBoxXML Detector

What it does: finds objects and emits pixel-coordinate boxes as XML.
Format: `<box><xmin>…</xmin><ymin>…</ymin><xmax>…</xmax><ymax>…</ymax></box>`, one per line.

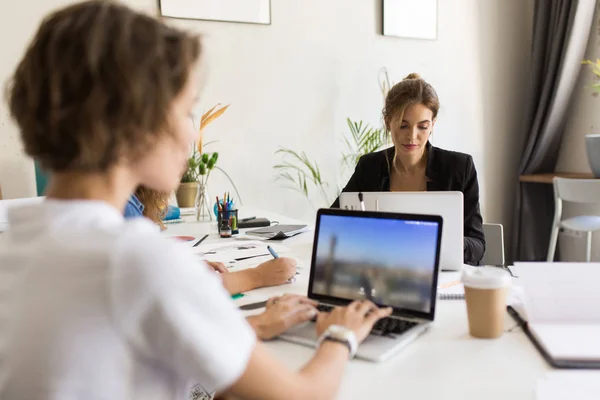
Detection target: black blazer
<box><xmin>332</xmin><ymin>142</ymin><xmax>485</xmax><ymax>265</ymax></box>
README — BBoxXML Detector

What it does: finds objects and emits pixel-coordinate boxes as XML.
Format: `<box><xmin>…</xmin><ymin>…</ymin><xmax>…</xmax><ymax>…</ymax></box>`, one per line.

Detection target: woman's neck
<box><xmin>394</xmin><ymin>147</ymin><xmax>428</xmax><ymax>174</ymax></box>
<box><xmin>45</xmin><ymin>168</ymin><xmax>136</xmax><ymax>212</ymax></box>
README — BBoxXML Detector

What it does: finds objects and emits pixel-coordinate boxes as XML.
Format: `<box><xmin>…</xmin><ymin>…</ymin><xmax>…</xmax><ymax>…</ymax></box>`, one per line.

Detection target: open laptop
<box><xmin>338</xmin><ymin>191</ymin><xmax>463</xmax><ymax>271</ymax></box>
<box><xmin>279</xmin><ymin>208</ymin><xmax>443</xmax><ymax>362</ymax></box>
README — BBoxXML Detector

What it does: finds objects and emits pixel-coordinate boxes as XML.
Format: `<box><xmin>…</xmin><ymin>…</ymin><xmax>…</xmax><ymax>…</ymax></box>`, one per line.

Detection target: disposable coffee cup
<box><xmin>461</xmin><ymin>267</ymin><xmax>511</xmax><ymax>339</ymax></box>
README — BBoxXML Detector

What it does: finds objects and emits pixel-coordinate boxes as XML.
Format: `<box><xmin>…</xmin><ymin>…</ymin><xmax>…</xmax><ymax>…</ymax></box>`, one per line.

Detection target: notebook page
<box><xmin>529</xmin><ymin>324</ymin><xmax>600</xmax><ymax>360</ymax></box>
<box><xmin>513</xmin><ymin>262</ymin><xmax>600</xmax><ymax>324</ymax></box>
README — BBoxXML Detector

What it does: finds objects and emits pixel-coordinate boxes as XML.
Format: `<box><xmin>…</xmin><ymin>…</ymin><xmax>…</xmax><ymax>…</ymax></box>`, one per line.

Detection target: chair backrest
<box><xmin>553</xmin><ymin>177</ymin><xmax>600</xmax><ymax>204</ymax></box>
<box><xmin>481</xmin><ymin>223</ymin><xmax>505</xmax><ymax>266</ymax></box>
<box><xmin>34</xmin><ymin>160</ymin><xmax>49</xmax><ymax>196</ymax></box>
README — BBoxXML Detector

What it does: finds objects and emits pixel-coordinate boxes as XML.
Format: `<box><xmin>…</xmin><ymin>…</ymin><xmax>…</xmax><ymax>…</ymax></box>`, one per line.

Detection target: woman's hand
<box><xmin>205</xmin><ymin>261</ymin><xmax>228</xmax><ymax>274</ymax></box>
<box><xmin>252</xmin><ymin>257</ymin><xmax>296</xmax><ymax>287</ymax></box>
<box><xmin>315</xmin><ymin>300</ymin><xmax>392</xmax><ymax>343</ymax></box>
<box><xmin>247</xmin><ymin>294</ymin><xmax>317</xmax><ymax>340</ymax></box>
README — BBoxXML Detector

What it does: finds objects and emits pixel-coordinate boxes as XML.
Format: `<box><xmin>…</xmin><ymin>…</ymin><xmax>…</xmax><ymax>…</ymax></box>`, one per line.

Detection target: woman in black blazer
<box><xmin>332</xmin><ymin>73</ymin><xmax>485</xmax><ymax>265</ymax></box>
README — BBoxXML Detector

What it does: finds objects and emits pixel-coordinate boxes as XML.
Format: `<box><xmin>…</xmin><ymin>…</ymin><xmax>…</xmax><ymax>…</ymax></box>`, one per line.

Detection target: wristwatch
<box><xmin>316</xmin><ymin>325</ymin><xmax>358</xmax><ymax>359</ymax></box>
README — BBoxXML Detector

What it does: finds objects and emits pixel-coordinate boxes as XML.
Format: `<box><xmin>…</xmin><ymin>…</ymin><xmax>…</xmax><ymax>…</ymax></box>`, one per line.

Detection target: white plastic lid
<box><xmin>461</xmin><ymin>266</ymin><xmax>511</xmax><ymax>289</ymax></box>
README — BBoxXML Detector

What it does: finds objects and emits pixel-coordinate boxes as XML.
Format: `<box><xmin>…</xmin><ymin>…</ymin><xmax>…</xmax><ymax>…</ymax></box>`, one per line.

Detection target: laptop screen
<box><xmin>309</xmin><ymin>209</ymin><xmax>442</xmax><ymax>318</ymax></box>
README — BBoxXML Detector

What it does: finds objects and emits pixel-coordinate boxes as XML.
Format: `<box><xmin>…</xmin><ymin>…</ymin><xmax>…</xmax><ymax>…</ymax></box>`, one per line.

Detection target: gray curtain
<box><xmin>513</xmin><ymin>0</ymin><xmax>595</xmax><ymax>261</ymax></box>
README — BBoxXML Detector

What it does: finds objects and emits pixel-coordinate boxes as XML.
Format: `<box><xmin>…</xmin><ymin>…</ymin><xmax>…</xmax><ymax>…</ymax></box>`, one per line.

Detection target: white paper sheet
<box><xmin>537</xmin><ymin>371</ymin><xmax>600</xmax><ymax>400</ymax></box>
<box><xmin>529</xmin><ymin>324</ymin><xmax>600</xmax><ymax>360</ymax></box>
<box><xmin>513</xmin><ymin>262</ymin><xmax>600</xmax><ymax>324</ymax></box>
<box><xmin>513</xmin><ymin>262</ymin><xmax>600</xmax><ymax>362</ymax></box>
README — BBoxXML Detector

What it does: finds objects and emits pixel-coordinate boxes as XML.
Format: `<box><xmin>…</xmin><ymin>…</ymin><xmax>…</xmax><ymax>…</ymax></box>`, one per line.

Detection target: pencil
<box><xmin>439</xmin><ymin>280</ymin><xmax>461</xmax><ymax>289</ymax></box>
<box><xmin>192</xmin><ymin>234</ymin><xmax>209</xmax><ymax>247</ymax></box>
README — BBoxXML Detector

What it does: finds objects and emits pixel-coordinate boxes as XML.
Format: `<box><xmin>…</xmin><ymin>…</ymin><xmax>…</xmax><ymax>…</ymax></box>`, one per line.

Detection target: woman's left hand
<box><xmin>206</xmin><ymin>261</ymin><xmax>229</xmax><ymax>274</ymax></box>
<box><xmin>247</xmin><ymin>294</ymin><xmax>318</xmax><ymax>340</ymax></box>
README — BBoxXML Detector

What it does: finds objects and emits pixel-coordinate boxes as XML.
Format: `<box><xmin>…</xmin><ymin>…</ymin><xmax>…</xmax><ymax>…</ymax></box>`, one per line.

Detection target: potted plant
<box><xmin>176</xmin><ymin>104</ymin><xmax>228</xmax><ymax>209</ymax></box>
<box><xmin>582</xmin><ymin>59</ymin><xmax>600</xmax><ymax>177</ymax></box>
<box><xmin>273</xmin><ymin>68</ymin><xmax>391</xmax><ymax>208</ymax></box>
<box><xmin>175</xmin><ymin>103</ymin><xmax>242</xmax><ymax>219</ymax></box>
<box><xmin>176</xmin><ymin>151</ymin><xmax>202</xmax><ymax>208</ymax></box>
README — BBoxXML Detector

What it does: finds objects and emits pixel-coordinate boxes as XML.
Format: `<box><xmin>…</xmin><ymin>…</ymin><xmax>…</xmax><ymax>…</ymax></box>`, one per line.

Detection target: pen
<box><xmin>241</xmin><ymin>216</ymin><xmax>256</xmax><ymax>222</ymax></box>
<box><xmin>192</xmin><ymin>234</ymin><xmax>209</xmax><ymax>247</ymax></box>
<box><xmin>358</xmin><ymin>192</ymin><xmax>366</xmax><ymax>211</ymax></box>
<box><xmin>267</xmin><ymin>245</ymin><xmax>279</xmax><ymax>259</ymax></box>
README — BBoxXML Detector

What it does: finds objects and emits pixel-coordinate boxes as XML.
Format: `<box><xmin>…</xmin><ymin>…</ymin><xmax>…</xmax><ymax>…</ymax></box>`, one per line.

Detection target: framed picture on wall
<box><xmin>382</xmin><ymin>0</ymin><xmax>437</xmax><ymax>40</ymax></box>
<box><xmin>159</xmin><ymin>0</ymin><xmax>271</xmax><ymax>25</ymax></box>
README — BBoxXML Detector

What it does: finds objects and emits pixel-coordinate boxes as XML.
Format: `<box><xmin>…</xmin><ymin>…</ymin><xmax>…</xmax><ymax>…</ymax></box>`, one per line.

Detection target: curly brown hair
<box><xmin>135</xmin><ymin>186</ymin><xmax>170</xmax><ymax>228</ymax></box>
<box><xmin>6</xmin><ymin>0</ymin><xmax>201</xmax><ymax>172</ymax></box>
<box><xmin>382</xmin><ymin>72</ymin><xmax>440</xmax><ymax>131</ymax></box>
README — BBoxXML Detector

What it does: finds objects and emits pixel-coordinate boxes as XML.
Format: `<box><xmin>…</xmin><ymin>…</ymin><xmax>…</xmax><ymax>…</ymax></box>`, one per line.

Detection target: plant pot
<box><xmin>176</xmin><ymin>182</ymin><xmax>199</xmax><ymax>208</ymax></box>
<box><xmin>585</xmin><ymin>134</ymin><xmax>600</xmax><ymax>178</ymax></box>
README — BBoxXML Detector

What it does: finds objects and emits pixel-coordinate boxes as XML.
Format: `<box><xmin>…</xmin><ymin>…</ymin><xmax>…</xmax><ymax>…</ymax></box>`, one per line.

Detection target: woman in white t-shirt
<box><xmin>0</xmin><ymin>1</ymin><xmax>392</xmax><ymax>399</ymax></box>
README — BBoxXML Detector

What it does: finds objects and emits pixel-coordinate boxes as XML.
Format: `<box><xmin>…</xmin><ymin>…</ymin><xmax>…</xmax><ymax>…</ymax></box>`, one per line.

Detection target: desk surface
<box><xmin>519</xmin><ymin>172</ymin><xmax>595</xmax><ymax>184</ymax></box>
<box><xmin>165</xmin><ymin>207</ymin><xmax>549</xmax><ymax>400</ymax></box>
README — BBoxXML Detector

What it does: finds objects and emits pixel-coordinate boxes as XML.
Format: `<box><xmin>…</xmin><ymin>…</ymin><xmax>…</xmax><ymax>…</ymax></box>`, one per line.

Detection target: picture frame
<box><xmin>382</xmin><ymin>0</ymin><xmax>438</xmax><ymax>40</ymax></box>
<box><xmin>158</xmin><ymin>0</ymin><xmax>271</xmax><ymax>25</ymax></box>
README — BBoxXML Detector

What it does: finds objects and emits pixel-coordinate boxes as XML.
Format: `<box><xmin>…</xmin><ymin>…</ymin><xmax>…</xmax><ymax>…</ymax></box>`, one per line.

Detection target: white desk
<box><xmin>164</xmin><ymin>208</ymin><xmax>550</xmax><ymax>400</ymax></box>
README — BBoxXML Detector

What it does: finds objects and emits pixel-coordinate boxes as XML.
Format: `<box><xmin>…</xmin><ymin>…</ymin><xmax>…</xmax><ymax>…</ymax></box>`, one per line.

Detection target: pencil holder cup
<box><xmin>214</xmin><ymin>200</ymin><xmax>236</xmax><ymax>217</ymax></box>
<box><xmin>217</xmin><ymin>209</ymin><xmax>239</xmax><ymax>235</ymax></box>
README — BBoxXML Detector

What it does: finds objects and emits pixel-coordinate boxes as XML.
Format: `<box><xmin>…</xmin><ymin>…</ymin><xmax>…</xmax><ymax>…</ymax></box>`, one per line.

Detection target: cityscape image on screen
<box><xmin>312</xmin><ymin>214</ymin><xmax>439</xmax><ymax>313</ymax></box>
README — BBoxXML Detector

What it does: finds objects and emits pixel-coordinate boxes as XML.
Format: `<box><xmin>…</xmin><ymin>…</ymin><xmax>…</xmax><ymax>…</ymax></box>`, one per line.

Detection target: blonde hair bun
<box><xmin>403</xmin><ymin>73</ymin><xmax>421</xmax><ymax>80</ymax></box>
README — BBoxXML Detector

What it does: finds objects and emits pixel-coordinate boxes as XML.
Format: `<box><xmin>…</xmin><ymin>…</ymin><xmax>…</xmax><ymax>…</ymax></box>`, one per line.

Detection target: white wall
<box><xmin>556</xmin><ymin>5</ymin><xmax>600</xmax><ymax>261</ymax></box>
<box><xmin>0</xmin><ymin>0</ymin><xmax>531</xmax><ymax>255</ymax></box>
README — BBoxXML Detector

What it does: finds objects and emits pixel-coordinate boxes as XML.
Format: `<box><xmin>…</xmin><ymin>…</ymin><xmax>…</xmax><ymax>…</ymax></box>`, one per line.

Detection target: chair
<box><xmin>481</xmin><ymin>223</ymin><xmax>505</xmax><ymax>266</ymax></box>
<box><xmin>547</xmin><ymin>177</ymin><xmax>600</xmax><ymax>262</ymax></box>
<box><xmin>34</xmin><ymin>160</ymin><xmax>48</xmax><ymax>196</ymax></box>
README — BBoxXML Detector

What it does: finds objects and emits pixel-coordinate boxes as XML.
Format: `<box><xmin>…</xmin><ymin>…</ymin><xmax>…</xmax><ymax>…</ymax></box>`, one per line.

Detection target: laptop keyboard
<box><xmin>315</xmin><ymin>304</ymin><xmax>418</xmax><ymax>337</ymax></box>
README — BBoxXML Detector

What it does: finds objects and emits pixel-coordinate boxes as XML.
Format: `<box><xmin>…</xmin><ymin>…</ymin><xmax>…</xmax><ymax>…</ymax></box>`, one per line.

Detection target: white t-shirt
<box><xmin>0</xmin><ymin>200</ymin><xmax>256</xmax><ymax>400</ymax></box>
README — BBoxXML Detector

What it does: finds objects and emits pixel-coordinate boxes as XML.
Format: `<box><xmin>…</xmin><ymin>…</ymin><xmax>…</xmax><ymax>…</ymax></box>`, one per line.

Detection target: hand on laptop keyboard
<box><xmin>246</xmin><ymin>294</ymin><xmax>318</xmax><ymax>340</ymax></box>
<box><xmin>315</xmin><ymin>300</ymin><xmax>392</xmax><ymax>343</ymax></box>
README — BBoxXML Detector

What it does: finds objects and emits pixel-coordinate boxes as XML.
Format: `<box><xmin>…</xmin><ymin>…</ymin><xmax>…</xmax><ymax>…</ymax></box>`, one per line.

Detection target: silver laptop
<box><xmin>339</xmin><ymin>191</ymin><xmax>463</xmax><ymax>271</ymax></box>
<box><xmin>279</xmin><ymin>208</ymin><xmax>443</xmax><ymax>362</ymax></box>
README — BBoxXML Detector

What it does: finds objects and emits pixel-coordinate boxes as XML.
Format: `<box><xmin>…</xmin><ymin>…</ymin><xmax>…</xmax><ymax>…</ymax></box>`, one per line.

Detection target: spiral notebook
<box><xmin>438</xmin><ymin>283</ymin><xmax>465</xmax><ymax>299</ymax></box>
<box><xmin>437</xmin><ymin>273</ymin><xmax>464</xmax><ymax>300</ymax></box>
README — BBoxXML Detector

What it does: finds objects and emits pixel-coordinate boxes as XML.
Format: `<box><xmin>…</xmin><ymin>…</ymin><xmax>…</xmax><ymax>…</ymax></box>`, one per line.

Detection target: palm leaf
<box><xmin>274</xmin><ymin>149</ymin><xmax>325</xmax><ymax>185</ymax></box>
<box><xmin>201</xmin><ymin>104</ymin><xmax>230</xmax><ymax>129</ymax></box>
<box><xmin>342</xmin><ymin>119</ymin><xmax>387</xmax><ymax>168</ymax></box>
<box><xmin>200</xmin><ymin>104</ymin><xmax>219</xmax><ymax>126</ymax></box>
<box><xmin>273</xmin><ymin>147</ymin><xmax>331</xmax><ymax>206</ymax></box>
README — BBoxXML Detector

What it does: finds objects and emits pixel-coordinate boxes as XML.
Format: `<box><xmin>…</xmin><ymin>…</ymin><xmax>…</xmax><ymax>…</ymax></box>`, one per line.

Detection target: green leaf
<box><xmin>341</xmin><ymin>119</ymin><xmax>387</xmax><ymax>168</ymax></box>
<box><xmin>272</xmin><ymin>147</ymin><xmax>329</xmax><ymax>202</ymax></box>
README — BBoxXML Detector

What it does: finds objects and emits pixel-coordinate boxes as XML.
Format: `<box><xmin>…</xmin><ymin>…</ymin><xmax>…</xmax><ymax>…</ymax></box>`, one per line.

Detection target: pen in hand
<box><xmin>267</xmin><ymin>245</ymin><xmax>279</xmax><ymax>259</ymax></box>
<box><xmin>266</xmin><ymin>245</ymin><xmax>296</xmax><ymax>283</ymax></box>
